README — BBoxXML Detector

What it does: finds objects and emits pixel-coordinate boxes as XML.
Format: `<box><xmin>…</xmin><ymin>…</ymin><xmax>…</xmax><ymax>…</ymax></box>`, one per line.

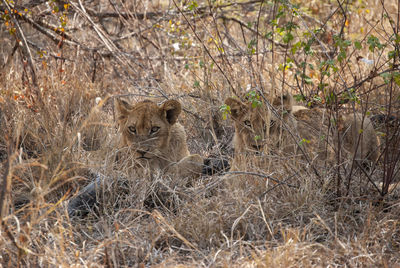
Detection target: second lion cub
<box><xmin>224</xmin><ymin>93</ymin><xmax>380</xmax><ymax>170</ymax></box>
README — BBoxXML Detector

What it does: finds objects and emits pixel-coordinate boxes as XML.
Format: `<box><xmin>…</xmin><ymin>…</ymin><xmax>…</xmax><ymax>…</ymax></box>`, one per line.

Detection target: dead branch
<box><xmin>219</xmin><ymin>15</ymin><xmax>288</xmax><ymax>49</ymax></box>
<box><xmin>2</xmin><ymin>0</ymin><xmax>38</xmax><ymax>89</ymax></box>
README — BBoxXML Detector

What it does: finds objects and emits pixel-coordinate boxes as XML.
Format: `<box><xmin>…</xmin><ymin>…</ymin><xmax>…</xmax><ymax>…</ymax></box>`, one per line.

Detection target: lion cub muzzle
<box><xmin>132</xmin><ymin>135</ymin><xmax>161</xmax><ymax>160</ymax></box>
<box><xmin>136</xmin><ymin>149</ymin><xmax>151</xmax><ymax>159</ymax></box>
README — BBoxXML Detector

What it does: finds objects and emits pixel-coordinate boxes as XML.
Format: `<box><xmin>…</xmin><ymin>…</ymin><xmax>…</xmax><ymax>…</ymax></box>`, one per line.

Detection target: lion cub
<box><xmin>224</xmin><ymin>97</ymin><xmax>270</xmax><ymax>171</ymax></box>
<box><xmin>224</xmin><ymin>93</ymin><xmax>380</xmax><ymax>170</ymax></box>
<box><xmin>68</xmin><ymin>99</ymin><xmax>203</xmax><ymax>217</ymax></box>
<box><xmin>115</xmin><ymin>98</ymin><xmax>203</xmax><ymax>179</ymax></box>
<box><xmin>271</xmin><ymin>93</ymin><xmax>380</xmax><ymax>166</ymax></box>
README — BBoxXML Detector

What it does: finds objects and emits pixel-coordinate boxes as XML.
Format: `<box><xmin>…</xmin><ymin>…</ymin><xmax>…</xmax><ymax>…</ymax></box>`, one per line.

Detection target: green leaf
<box><xmin>299</xmin><ymin>138</ymin><xmax>311</xmax><ymax>145</ymax></box>
<box><xmin>337</xmin><ymin>50</ymin><xmax>347</xmax><ymax>62</ymax></box>
<box><xmin>188</xmin><ymin>0</ymin><xmax>198</xmax><ymax>10</ymax></box>
<box><xmin>388</xmin><ymin>50</ymin><xmax>397</xmax><ymax>60</ymax></box>
<box><xmin>367</xmin><ymin>35</ymin><xmax>383</xmax><ymax>52</ymax></box>
<box><xmin>291</xmin><ymin>41</ymin><xmax>301</xmax><ymax>54</ymax></box>
<box><xmin>293</xmin><ymin>94</ymin><xmax>305</xmax><ymax>102</ymax></box>
<box><xmin>318</xmin><ymin>83</ymin><xmax>328</xmax><ymax>90</ymax></box>
<box><xmin>393</xmin><ymin>72</ymin><xmax>400</xmax><ymax>87</ymax></box>
<box><xmin>304</xmin><ymin>76</ymin><xmax>313</xmax><ymax>84</ymax></box>
<box><xmin>285</xmin><ymin>22</ymin><xmax>298</xmax><ymax>31</ymax></box>
<box><xmin>246</xmin><ymin>90</ymin><xmax>262</xmax><ymax>108</ymax></box>
<box><xmin>283</xmin><ymin>32</ymin><xmax>294</xmax><ymax>44</ymax></box>
<box><xmin>343</xmin><ymin>40</ymin><xmax>351</xmax><ymax>47</ymax></box>
<box><xmin>265</xmin><ymin>31</ymin><xmax>273</xmax><ymax>39</ymax></box>
<box><xmin>276</xmin><ymin>10</ymin><xmax>285</xmax><ymax>19</ymax></box>
<box><xmin>248</xmin><ymin>39</ymin><xmax>257</xmax><ymax>49</ymax></box>
<box><xmin>380</xmin><ymin>72</ymin><xmax>392</xmax><ymax>84</ymax></box>
<box><xmin>313</xmin><ymin>96</ymin><xmax>322</xmax><ymax>102</ymax></box>
<box><xmin>219</xmin><ymin>104</ymin><xmax>231</xmax><ymax>120</ymax></box>
<box><xmin>354</xmin><ymin>41</ymin><xmax>362</xmax><ymax>49</ymax></box>
<box><xmin>396</xmin><ymin>34</ymin><xmax>400</xmax><ymax>43</ymax></box>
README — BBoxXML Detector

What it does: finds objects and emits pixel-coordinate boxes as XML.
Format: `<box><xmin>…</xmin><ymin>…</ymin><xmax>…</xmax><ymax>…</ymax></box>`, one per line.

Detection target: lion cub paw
<box><xmin>168</xmin><ymin>154</ymin><xmax>203</xmax><ymax>181</ymax></box>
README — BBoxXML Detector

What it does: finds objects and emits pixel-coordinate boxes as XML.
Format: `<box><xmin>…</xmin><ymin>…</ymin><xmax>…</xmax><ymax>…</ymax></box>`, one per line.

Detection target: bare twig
<box><xmin>2</xmin><ymin>0</ymin><xmax>38</xmax><ymax>90</ymax></box>
<box><xmin>219</xmin><ymin>15</ymin><xmax>288</xmax><ymax>49</ymax></box>
<box><xmin>0</xmin><ymin>141</ymin><xmax>10</xmax><ymax>222</ymax></box>
<box><xmin>171</xmin><ymin>0</ymin><xmax>239</xmax><ymax>97</ymax></box>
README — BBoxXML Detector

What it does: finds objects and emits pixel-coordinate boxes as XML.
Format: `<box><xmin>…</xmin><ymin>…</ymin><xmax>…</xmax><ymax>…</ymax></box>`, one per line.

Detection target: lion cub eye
<box><xmin>244</xmin><ymin>120</ymin><xmax>252</xmax><ymax>127</ymax></box>
<box><xmin>150</xmin><ymin>126</ymin><xmax>160</xmax><ymax>134</ymax></box>
<box><xmin>128</xmin><ymin>126</ymin><xmax>136</xmax><ymax>134</ymax></box>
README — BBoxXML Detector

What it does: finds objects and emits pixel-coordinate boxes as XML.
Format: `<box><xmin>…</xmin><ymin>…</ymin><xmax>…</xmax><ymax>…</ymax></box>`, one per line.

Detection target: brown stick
<box><xmin>2</xmin><ymin>0</ymin><xmax>39</xmax><ymax>91</ymax></box>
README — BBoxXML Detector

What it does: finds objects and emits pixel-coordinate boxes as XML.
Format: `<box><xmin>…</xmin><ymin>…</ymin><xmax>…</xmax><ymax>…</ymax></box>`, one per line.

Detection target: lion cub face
<box><xmin>115</xmin><ymin>99</ymin><xmax>182</xmax><ymax>163</ymax></box>
<box><xmin>225</xmin><ymin>97</ymin><xmax>270</xmax><ymax>154</ymax></box>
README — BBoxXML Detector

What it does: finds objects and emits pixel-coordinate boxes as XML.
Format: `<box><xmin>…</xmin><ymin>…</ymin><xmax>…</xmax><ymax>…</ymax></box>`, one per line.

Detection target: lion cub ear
<box><xmin>273</xmin><ymin>93</ymin><xmax>293</xmax><ymax>114</ymax></box>
<box><xmin>161</xmin><ymin>99</ymin><xmax>182</xmax><ymax>125</ymax></box>
<box><xmin>225</xmin><ymin>97</ymin><xmax>245</xmax><ymax>120</ymax></box>
<box><xmin>114</xmin><ymin>98</ymin><xmax>132</xmax><ymax>123</ymax></box>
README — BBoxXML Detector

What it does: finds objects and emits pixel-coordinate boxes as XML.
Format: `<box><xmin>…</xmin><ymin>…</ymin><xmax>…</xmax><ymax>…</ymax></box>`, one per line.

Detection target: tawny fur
<box><xmin>224</xmin><ymin>97</ymin><xmax>270</xmax><ymax>171</ymax></box>
<box><xmin>337</xmin><ymin>112</ymin><xmax>380</xmax><ymax>163</ymax></box>
<box><xmin>225</xmin><ymin>93</ymin><xmax>380</xmax><ymax>172</ymax></box>
<box><xmin>277</xmin><ymin>95</ymin><xmax>380</xmax><ymax>166</ymax></box>
<box><xmin>115</xmin><ymin>98</ymin><xmax>203</xmax><ymax>179</ymax></box>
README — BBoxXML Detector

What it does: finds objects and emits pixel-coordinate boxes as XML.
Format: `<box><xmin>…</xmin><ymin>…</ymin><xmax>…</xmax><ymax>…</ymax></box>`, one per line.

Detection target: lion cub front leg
<box><xmin>167</xmin><ymin>154</ymin><xmax>203</xmax><ymax>182</ymax></box>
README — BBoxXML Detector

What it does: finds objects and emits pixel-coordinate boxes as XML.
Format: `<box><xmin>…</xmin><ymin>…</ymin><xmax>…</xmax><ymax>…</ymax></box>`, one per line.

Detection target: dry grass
<box><xmin>1</xmin><ymin>0</ymin><xmax>400</xmax><ymax>266</ymax></box>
